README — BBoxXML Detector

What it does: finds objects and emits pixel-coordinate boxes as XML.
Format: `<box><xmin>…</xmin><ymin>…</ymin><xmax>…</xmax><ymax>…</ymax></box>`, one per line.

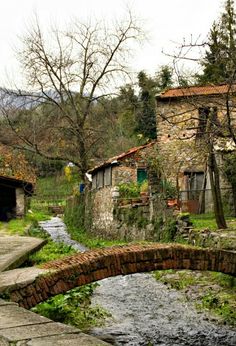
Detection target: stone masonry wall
<box><xmin>91</xmin><ymin>186</ymin><xmax>114</xmax><ymax>237</ymax></box>
<box><xmin>112</xmin><ymin>166</ymin><xmax>137</xmax><ymax>185</ymax></box>
<box><xmin>90</xmin><ymin>147</ymin><xmax>156</xmax><ymax>240</ymax></box>
<box><xmin>156</xmin><ymin>95</ymin><xmax>236</xmax><ymax>213</ymax></box>
<box><xmin>6</xmin><ymin>244</ymin><xmax>236</xmax><ymax>309</ymax></box>
<box><xmin>91</xmin><ymin>187</ymin><xmax>154</xmax><ymax>240</ymax></box>
<box><xmin>156</xmin><ymin>98</ymin><xmax>206</xmax><ymax>187</ymax></box>
<box><xmin>15</xmin><ymin>188</ymin><xmax>25</xmax><ymax>217</ymax></box>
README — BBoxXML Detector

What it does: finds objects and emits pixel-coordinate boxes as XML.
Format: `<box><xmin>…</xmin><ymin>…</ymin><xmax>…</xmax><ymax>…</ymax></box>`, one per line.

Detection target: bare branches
<box><xmin>0</xmin><ymin>13</ymin><xmax>143</xmax><ymax>176</ymax></box>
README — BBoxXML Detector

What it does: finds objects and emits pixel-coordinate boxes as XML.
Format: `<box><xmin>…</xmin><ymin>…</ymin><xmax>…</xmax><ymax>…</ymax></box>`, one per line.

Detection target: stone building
<box><xmin>87</xmin><ymin>142</ymin><xmax>157</xmax><ymax>239</ymax></box>
<box><xmin>156</xmin><ymin>84</ymin><xmax>236</xmax><ymax>213</ymax></box>
<box><xmin>0</xmin><ymin>175</ymin><xmax>33</xmax><ymax>221</ymax></box>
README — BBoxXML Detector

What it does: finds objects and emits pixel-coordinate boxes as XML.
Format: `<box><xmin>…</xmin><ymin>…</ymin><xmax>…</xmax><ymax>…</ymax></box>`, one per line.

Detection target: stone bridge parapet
<box><xmin>4</xmin><ymin>243</ymin><xmax>236</xmax><ymax>309</ymax></box>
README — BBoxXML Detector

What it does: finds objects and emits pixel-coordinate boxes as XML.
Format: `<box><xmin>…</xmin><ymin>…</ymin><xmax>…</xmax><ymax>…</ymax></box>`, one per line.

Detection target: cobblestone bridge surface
<box><xmin>5</xmin><ymin>243</ymin><xmax>236</xmax><ymax>309</ymax></box>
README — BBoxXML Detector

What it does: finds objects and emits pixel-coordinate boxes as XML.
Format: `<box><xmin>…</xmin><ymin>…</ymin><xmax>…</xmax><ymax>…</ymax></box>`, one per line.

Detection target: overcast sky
<box><xmin>0</xmin><ymin>0</ymin><xmax>227</xmax><ymax>87</ymax></box>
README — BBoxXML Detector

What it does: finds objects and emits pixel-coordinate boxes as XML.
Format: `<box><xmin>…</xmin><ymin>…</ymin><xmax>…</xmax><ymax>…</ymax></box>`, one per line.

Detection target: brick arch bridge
<box><xmin>9</xmin><ymin>244</ymin><xmax>236</xmax><ymax>309</ymax></box>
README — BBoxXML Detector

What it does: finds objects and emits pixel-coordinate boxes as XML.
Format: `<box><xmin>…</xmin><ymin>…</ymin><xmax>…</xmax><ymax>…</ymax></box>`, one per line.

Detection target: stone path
<box><xmin>0</xmin><ymin>223</ymin><xmax>109</xmax><ymax>345</ymax></box>
<box><xmin>0</xmin><ymin>298</ymin><xmax>109</xmax><ymax>345</ymax></box>
<box><xmin>0</xmin><ymin>235</ymin><xmax>46</xmax><ymax>272</ymax></box>
<box><xmin>39</xmin><ymin>217</ymin><xmax>88</xmax><ymax>252</ymax></box>
<box><xmin>0</xmin><ymin>267</ymin><xmax>49</xmax><ymax>294</ymax></box>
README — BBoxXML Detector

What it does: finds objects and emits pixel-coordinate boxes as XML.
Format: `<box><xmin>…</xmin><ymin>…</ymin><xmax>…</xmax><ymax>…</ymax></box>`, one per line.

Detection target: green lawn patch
<box><xmin>67</xmin><ymin>226</ymin><xmax>127</xmax><ymax>249</ymax></box>
<box><xmin>190</xmin><ymin>213</ymin><xmax>236</xmax><ymax>231</ymax></box>
<box><xmin>0</xmin><ymin>211</ymin><xmax>52</xmax><ymax>236</ymax></box>
<box><xmin>190</xmin><ymin>213</ymin><xmax>218</xmax><ymax>230</ymax></box>
<box><xmin>29</xmin><ymin>241</ymin><xmax>76</xmax><ymax>265</ymax></box>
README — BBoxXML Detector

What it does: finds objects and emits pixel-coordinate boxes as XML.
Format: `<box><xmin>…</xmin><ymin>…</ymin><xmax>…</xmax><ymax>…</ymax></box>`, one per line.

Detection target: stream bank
<box><xmin>39</xmin><ymin>217</ymin><xmax>236</xmax><ymax>346</ymax></box>
<box><xmin>89</xmin><ymin>274</ymin><xmax>236</xmax><ymax>346</ymax></box>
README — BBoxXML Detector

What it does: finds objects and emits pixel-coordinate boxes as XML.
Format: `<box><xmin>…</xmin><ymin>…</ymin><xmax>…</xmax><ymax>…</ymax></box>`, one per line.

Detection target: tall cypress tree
<box><xmin>136</xmin><ymin>71</ymin><xmax>157</xmax><ymax>139</ymax></box>
<box><xmin>136</xmin><ymin>67</ymin><xmax>173</xmax><ymax>140</ymax></box>
<box><xmin>198</xmin><ymin>0</ymin><xmax>236</xmax><ymax>84</ymax></box>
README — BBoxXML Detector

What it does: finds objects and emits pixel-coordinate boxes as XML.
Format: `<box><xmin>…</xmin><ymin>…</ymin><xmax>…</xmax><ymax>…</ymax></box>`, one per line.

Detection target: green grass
<box><xmin>153</xmin><ymin>269</ymin><xmax>197</xmax><ymax>290</ymax></box>
<box><xmin>29</xmin><ymin>240</ymin><xmax>76</xmax><ymax>265</ymax></box>
<box><xmin>190</xmin><ymin>212</ymin><xmax>236</xmax><ymax>231</ymax></box>
<box><xmin>67</xmin><ymin>226</ymin><xmax>128</xmax><ymax>249</ymax></box>
<box><xmin>26</xmin><ymin>210</ymin><xmax>52</xmax><ymax>222</ymax></box>
<box><xmin>0</xmin><ymin>211</ymin><xmax>52</xmax><ymax>236</ymax></box>
<box><xmin>35</xmin><ymin>175</ymin><xmax>79</xmax><ymax>197</ymax></box>
<box><xmin>200</xmin><ymin>290</ymin><xmax>236</xmax><ymax>325</ymax></box>
<box><xmin>31</xmin><ymin>284</ymin><xmax>110</xmax><ymax>331</ymax></box>
<box><xmin>190</xmin><ymin>213</ymin><xmax>218</xmax><ymax>230</ymax></box>
<box><xmin>6</xmin><ymin>218</ymin><xmax>31</xmax><ymax>235</ymax></box>
<box><xmin>31</xmin><ymin>174</ymin><xmax>80</xmax><ymax>213</ymax></box>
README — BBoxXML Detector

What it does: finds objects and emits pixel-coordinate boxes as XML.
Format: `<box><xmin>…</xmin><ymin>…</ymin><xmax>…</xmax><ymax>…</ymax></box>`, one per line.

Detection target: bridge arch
<box><xmin>8</xmin><ymin>244</ymin><xmax>236</xmax><ymax>309</ymax></box>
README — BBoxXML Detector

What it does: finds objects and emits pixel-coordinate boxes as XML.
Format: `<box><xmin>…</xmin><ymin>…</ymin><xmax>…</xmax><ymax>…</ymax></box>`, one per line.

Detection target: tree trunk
<box><xmin>198</xmin><ymin>163</ymin><xmax>207</xmax><ymax>214</ymax></box>
<box><xmin>208</xmin><ymin>151</ymin><xmax>227</xmax><ymax>229</ymax></box>
<box><xmin>78</xmin><ymin>135</ymin><xmax>88</xmax><ymax>180</ymax></box>
<box><xmin>231</xmin><ymin>184</ymin><xmax>236</xmax><ymax>217</ymax></box>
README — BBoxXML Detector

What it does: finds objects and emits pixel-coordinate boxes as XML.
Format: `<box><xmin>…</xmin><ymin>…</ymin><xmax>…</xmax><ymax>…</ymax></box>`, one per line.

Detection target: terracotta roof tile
<box><xmin>157</xmin><ymin>84</ymin><xmax>236</xmax><ymax>99</ymax></box>
<box><xmin>88</xmin><ymin>141</ymin><xmax>156</xmax><ymax>174</ymax></box>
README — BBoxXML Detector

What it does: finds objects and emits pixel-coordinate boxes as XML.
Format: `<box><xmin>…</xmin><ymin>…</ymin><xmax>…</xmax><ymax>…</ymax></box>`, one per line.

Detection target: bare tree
<box><xmin>0</xmin><ymin>14</ymin><xmax>143</xmax><ymax>178</ymax></box>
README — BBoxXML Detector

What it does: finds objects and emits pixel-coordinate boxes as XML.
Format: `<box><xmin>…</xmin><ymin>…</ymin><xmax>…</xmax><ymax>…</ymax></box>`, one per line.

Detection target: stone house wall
<box><xmin>112</xmin><ymin>165</ymin><xmax>137</xmax><ymax>185</ymax></box>
<box><xmin>89</xmin><ymin>146</ymin><xmax>158</xmax><ymax>240</ymax></box>
<box><xmin>91</xmin><ymin>186</ymin><xmax>114</xmax><ymax>236</ymax></box>
<box><xmin>15</xmin><ymin>188</ymin><xmax>26</xmax><ymax>217</ymax></box>
<box><xmin>156</xmin><ymin>94</ymin><xmax>236</xmax><ymax>212</ymax></box>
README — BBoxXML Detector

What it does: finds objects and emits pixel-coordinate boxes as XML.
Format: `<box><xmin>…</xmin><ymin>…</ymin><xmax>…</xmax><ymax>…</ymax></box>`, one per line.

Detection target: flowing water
<box><xmin>90</xmin><ymin>274</ymin><xmax>236</xmax><ymax>345</ymax></box>
<box><xmin>40</xmin><ymin>218</ymin><xmax>236</xmax><ymax>346</ymax></box>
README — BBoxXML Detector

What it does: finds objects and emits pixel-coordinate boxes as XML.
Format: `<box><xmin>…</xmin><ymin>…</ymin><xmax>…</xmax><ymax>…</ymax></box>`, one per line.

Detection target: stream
<box><xmin>39</xmin><ymin>217</ymin><xmax>236</xmax><ymax>346</ymax></box>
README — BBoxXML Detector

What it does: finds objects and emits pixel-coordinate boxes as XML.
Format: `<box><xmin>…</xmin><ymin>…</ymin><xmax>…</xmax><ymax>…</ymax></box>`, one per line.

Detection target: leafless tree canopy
<box><xmin>0</xmin><ymin>13</ymin><xmax>143</xmax><ymax>177</ymax></box>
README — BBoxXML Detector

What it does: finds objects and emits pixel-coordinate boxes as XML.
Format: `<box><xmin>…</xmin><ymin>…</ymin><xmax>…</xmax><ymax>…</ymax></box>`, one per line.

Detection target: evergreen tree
<box><xmin>198</xmin><ymin>0</ymin><xmax>236</xmax><ymax>84</ymax></box>
<box><xmin>156</xmin><ymin>65</ymin><xmax>173</xmax><ymax>90</ymax></box>
<box><xmin>136</xmin><ymin>71</ymin><xmax>157</xmax><ymax>140</ymax></box>
<box><xmin>136</xmin><ymin>66</ymin><xmax>173</xmax><ymax>140</ymax></box>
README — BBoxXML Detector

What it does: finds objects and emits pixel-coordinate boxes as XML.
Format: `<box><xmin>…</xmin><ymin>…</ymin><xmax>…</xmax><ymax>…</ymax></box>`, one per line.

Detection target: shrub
<box><xmin>140</xmin><ymin>180</ymin><xmax>148</xmax><ymax>193</ymax></box>
<box><xmin>32</xmin><ymin>284</ymin><xmax>110</xmax><ymax>331</ymax></box>
<box><xmin>64</xmin><ymin>195</ymin><xmax>85</xmax><ymax>230</ymax></box>
<box><xmin>118</xmin><ymin>182</ymin><xmax>140</xmax><ymax>198</ymax></box>
<box><xmin>160</xmin><ymin>180</ymin><xmax>177</xmax><ymax>199</ymax></box>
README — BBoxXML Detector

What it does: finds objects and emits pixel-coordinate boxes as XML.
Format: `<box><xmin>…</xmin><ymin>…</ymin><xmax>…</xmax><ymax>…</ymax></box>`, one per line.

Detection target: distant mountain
<box><xmin>0</xmin><ymin>88</ymin><xmax>93</xmax><ymax>116</ymax></box>
<box><xmin>0</xmin><ymin>88</ymin><xmax>42</xmax><ymax>111</ymax></box>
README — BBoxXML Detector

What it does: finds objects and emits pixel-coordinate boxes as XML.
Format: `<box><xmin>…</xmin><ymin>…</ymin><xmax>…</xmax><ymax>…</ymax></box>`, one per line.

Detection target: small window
<box><xmin>137</xmin><ymin>168</ymin><xmax>147</xmax><ymax>184</ymax></box>
<box><xmin>196</xmin><ymin>107</ymin><xmax>218</xmax><ymax>138</ymax></box>
<box><xmin>104</xmin><ymin>167</ymin><xmax>112</xmax><ymax>186</ymax></box>
<box><xmin>97</xmin><ymin>170</ymin><xmax>104</xmax><ymax>188</ymax></box>
<box><xmin>196</xmin><ymin>107</ymin><xmax>209</xmax><ymax>138</ymax></box>
<box><xmin>211</xmin><ymin>107</ymin><xmax>218</xmax><ymax>125</ymax></box>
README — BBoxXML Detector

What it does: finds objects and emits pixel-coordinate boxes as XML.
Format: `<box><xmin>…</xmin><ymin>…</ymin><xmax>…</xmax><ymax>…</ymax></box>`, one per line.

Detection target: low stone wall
<box><xmin>6</xmin><ymin>244</ymin><xmax>236</xmax><ymax>309</ymax></box>
<box><xmin>91</xmin><ymin>187</ymin><xmax>114</xmax><ymax>234</ymax></box>
<box><xmin>174</xmin><ymin>215</ymin><xmax>236</xmax><ymax>251</ymax></box>
<box><xmin>112</xmin><ymin>204</ymin><xmax>153</xmax><ymax>241</ymax></box>
<box><xmin>88</xmin><ymin>186</ymin><xmax>155</xmax><ymax>240</ymax></box>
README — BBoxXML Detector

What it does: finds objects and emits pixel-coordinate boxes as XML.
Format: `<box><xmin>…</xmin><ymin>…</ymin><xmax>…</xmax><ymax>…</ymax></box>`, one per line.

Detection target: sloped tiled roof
<box><xmin>157</xmin><ymin>84</ymin><xmax>236</xmax><ymax>99</ymax></box>
<box><xmin>0</xmin><ymin>175</ymin><xmax>33</xmax><ymax>194</ymax></box>
<box><xmin>88</xmin><ymin>141</ymin><xmax>156</xmax><ymax>174</ymax></box>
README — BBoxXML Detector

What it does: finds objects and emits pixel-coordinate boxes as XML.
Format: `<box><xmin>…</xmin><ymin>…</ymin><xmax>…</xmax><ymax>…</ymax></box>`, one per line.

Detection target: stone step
<box><xmin>0</xmin><ymin>301</ymin><xmax>110</xmax><ymax>345</ymax></box>
<box><xmin>0</xmin><ymin>267</ymin><xmax>50</xmax><ymax>293</ymax></box>
<box><xmin>0</xmin><ymin>236</ymin><xmax>46</xmax><ymax>272</ymax></box>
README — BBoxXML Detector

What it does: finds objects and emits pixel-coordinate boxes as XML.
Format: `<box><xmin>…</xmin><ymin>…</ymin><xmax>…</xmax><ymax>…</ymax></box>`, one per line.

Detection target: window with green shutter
<box><xmin>137</xmin><ymin>168</ymin><xmax>147</xmax><ymax>184</ymax></box>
